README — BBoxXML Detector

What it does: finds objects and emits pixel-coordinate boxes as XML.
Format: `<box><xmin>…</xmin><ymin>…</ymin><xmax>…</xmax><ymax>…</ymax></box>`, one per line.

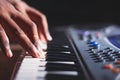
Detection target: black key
<box><xmin>45</xmin><ymin>63</ymin><xmax>77</xmax><ymax>71</ymax></box>
<box><xmin>46</xmin><ymin>53</ymin><xmax>75</xmax><ymax>59</ymax></box>
<box><xmin>47</xmin><ymin>51</ymin><xmax>72</xmax><ymax>55</ymax></box>
<box><xmin>46</xmin><ymin>47</ymin><xmax>70</xmax><ymax>52</ymax></box>
<box><xmin>46</xmin><ymin>56</ymin><xmax>76</xmax><ymax>61</ymax></box>
<box><xmin>45</xmin><ymin>74</ymin><xmax>80</xmax><ymax>80</ymax></box>
<box><xmin>48</xmin><ymin>45</ymin><xmax>70</xmax><ymax>49</ymax></box>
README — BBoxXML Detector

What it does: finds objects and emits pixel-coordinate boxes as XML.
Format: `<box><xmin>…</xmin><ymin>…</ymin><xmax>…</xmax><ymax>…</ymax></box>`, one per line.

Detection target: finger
<box><xmin>11</xmin><ymin>2</ymin><xmax>47</xmax><ymax>43</ymax></box>
<box><xmin>11</xmin><ymin>13</ymin><xmax>46</xmax><ymax>54</ymax></box>
<box><xmin>0</xmin><ymin>15</ymin><xmax>41</xmax><ymax>58</ymax></box>
<box><xmin>26</xmin><ymin>7</ymin><xmax>52</xmax><ymax>42</ymax></box>
<box><xmin>11</xmin><ymin>12</ymin><xmax>39</xmax><ymax>43</ymax></box>
<box><xmin>0</xmin><ymin>24</ymin><xmax>13</xmax><ymax>58</ymax></box>
<box><xmin>8</xmin><ymin>1</ymin><xmax>45</xmax><ymax>40</ymax></box>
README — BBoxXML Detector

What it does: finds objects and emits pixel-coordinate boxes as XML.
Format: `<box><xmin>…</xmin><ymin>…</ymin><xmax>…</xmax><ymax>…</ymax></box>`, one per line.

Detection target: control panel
<box><xmin>67</xmin><ymin>25</ymin><xmax>120</xmax><ymax>80</ymax></box>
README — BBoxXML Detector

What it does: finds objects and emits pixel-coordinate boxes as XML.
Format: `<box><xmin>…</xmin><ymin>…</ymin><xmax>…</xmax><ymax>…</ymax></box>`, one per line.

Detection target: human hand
<box><xmin>0</xmin><ymin>0</ymin><xmax>52</xmax><ymax>58</ymax></box>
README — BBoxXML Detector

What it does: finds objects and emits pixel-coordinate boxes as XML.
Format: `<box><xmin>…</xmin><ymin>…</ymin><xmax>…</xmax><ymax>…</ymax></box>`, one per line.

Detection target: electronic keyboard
<box><xmin>2</xmin><ymin>24</ymin><xmax>120</xmax><ymax>80</ymax></box>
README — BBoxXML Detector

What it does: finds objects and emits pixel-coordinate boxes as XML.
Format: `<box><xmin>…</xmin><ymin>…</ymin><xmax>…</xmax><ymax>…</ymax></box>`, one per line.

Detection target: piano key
<box><xmin>44</xmin><ymin>63</ymin><xmax>77</xmax><ymax>71</ymax></box>
<box><xmin>47</xmin><ymin>51</ymin><xmax>72</xmax><ymax>55</ymax></box>
<box><xmin>46</xmin><ymin>54</ymin><xmax>75</xmax><ymax>59</ymax></box>
<box><xmin>48</xmin><ymin>45</ymin><xmax>70</xmax><ymax>49</ymax></box>
<box><xmin>46</xmin><ymin>56</ymin><xmax>76</xmax><ymax>61</ymax></box>
<box><xmin>36</xmin><ymin>71</ymin><xmax>78</xmax><ymax>78</ymax></box>
<box><xmin>22</xmin><ymin>58</ymin><xmax>46</xmax><ymax>63</ymax></box>
<box><xmin>37</xmin><ymin>71</ymin><xmax>79</xmax><ymax>80</ymax></box>
<box><xmin>45</xmin><ymin>61</ymin><xmax>75</xmax><ymax>65</ymax></box>
<box><xmin>47</xmin><ymin>71</ymin><xmax>78</xmax><ymax>76</ymax></box>
<box><xmin>46</xmin><ymin>48</ymin><xmax>70</xmax><ymax>52</ymax></box>
<box><xmin>44</xmin><ymin>74</ymin><xmax>80</xmax><ymax>80</ymax></box>
<box><xmin>15</xmin><ymin>68</ymin><xmax>38</xmax><ymax>80</ymax></box>
<box><xmin>23</xmin><ymin>57</ymin><xmax>75</xmax><ymax>64</ymax></box>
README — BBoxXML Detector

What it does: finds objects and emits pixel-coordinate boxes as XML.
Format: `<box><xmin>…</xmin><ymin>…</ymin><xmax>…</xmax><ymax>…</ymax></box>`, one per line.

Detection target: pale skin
<box><xmin>0</xmin><ymin>0</ymin><xmax>52</xmax><ymax>58</ymax></box>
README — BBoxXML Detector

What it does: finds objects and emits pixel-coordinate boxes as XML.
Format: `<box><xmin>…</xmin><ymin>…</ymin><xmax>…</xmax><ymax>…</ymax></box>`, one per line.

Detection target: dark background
<box><xmin>24</xmin><ymin>0</ymin><xmax>120</xmax><ymax>27</ymax></box>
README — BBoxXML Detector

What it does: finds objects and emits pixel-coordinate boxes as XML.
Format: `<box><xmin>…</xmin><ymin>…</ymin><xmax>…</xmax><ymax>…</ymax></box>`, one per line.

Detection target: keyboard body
<box><xmin>10</xmin><ymin>24</ymin><xmax>120</xmax><ymax>80</ymax></box>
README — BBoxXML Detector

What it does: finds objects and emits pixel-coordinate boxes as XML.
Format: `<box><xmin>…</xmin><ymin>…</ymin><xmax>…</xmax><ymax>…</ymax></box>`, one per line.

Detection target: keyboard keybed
<box><xmin>13</xmin><ymin>30</ymin><xmax>86</xmax><ymax>80</ymax></box>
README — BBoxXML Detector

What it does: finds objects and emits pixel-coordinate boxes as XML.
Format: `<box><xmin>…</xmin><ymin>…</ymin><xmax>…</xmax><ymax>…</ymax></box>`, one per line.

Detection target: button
<box><xmin>98</xmin><ymin>50</ymin><xmax>104</xmax><ymax>53</ymax></box>
<box><xmin>108</xmin><ymin>54</ymin><xmax>113</xmax><ymax>57</ymax></box>
<box><xmin>84</xmin><ymin>31</ymin><xmax>90</xmax><ymax>35</ymax></box>
<box><xmin>93</xmin><ymin>57</ymin><xmax>103</xmax><ymax>60</ymax></box>
<box><xmin>88</xmin><ymin>48</ymin><xmax>94</xmax><ymax>51</ymax></box>
<box><xmin>104</xmin><ymin>64</ymin><xmax>114</xmax><ymax>69</ymax></box>
<box><xmin>117</xmin><ymin>51</ymin><xmax>120</xmax><ymax>54</ymax></box>
<box><xmin>106</xmin><ymin>58</ymin><xmax>116</xmax><ymax>62</ymax></box>
<box><xmin>109</xmin><ymin>49</ymin><xmax>115</xmax><ymax>52</ymax></box>
<box><xmin>79</xmin><ymin>34</ymin><xmax>84</xmax><ymax>40</ymax></box>
<box><xmin>112</xmin><ymin>68</ymin><xmax>120</xmax><ymax>73</ymax></box>
<box><xmin>104</xmin><ymin>47</ymin><xmax>111</xmax><ymax>50</ymax></box>
<box><xmin>87</xmin><ymin>34</ymin><xmax>92</xmax><ymax>40</ymax></box>
<box><xmin>89</xmin><ymin>54</ymin><xmax>100</xmax><ymax>58</ymax></box>
<box><xmin>88</xmin><ymin>50</ymin><xmax>96</xmax><ymax>54</ymax></box>
<box><xmin>116</xmin><ymin>60</ymin><xmax>120</xmax><ymax>64</ymax></box>
<box><xmin>94</xmin><ymin>59</ymin><xmax>105</xmax><ymax>63</ymax></box>
<box><xmin>95</xmin><ymin>32</ymin><xmax>102</xmax><ymax>38</ymax></box>
<box><xmin>89</xmin><ymin>41</ymin><xmax>98</xmax><ymax>45</ymax></box>
<box><xmin>92</xmin><ymin>44</ymin><xmax>100</xmax><ymax>49</ymax></box>
<box><xmin>107</xmin><ymin>52</ymin><xmax>112</xmax><ymax>55</ymax></box>
<box><xmin>94</xmin><ymin>60</ymin><xmax>103</xmax><ymax>63</ymax></box>
<box><xmin>88</xmin><ymin>41</ymin><xmax>100</xmax><ymax>49</ymax></box>
<box><xmin>115</xmin><ymin>51</ymin><xmax>120</xmax><ymax>55</ymax></box>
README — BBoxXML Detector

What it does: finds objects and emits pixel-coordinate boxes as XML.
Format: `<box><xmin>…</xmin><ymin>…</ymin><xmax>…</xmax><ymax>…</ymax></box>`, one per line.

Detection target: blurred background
<box><xmin>1</xmin><ymin>1</ymin><xmax>120</xmax><ymax>79</ymax></box>
<box><xmin>24</xmin><ymin>0</ymin><xmax>120</xmax><ymax>27</ymax></box>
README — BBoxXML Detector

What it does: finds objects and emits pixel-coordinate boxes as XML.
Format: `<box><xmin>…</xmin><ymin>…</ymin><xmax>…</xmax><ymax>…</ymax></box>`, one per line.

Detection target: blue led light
<box><xmin>89</xmin><ymin>41</ymin><xmax>98</xmax><ymax>45</ymax></box>
<box><xmin>89</xmin><ymin>41</ymin><xmax>100</xmax><ymax>48</ymax></box>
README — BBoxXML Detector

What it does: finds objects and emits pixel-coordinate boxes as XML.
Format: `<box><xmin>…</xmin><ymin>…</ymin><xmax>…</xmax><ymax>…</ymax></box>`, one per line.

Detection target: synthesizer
<box><xmin>10</xmin><ymin>24</ymin><xmax>120</xmax><ymax>80</ymax></box>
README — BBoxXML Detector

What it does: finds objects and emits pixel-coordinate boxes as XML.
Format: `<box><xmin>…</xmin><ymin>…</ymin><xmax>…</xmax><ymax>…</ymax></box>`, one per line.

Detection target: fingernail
<box><xmin>39</xmin><ymin>51</ymin><xmax>46</xmax><ymax>59</ymax></box>
<box><xmin>7</xmin><ymin>49</ymin><xmax>13</xmax><ymax>58</ymax></box>
<box><xmin>30</xmin><ymin>45</ymin><xmax>41</xmax><ymax>58</ymax></box>
<box><xmin>35</xmin><ymin>40</ymin><xmax>47</xmax><ymax>50</ymax></box>
<box><xmin>47</xmin><ymin>32</ymin><xmax>52</xmax><ymax>41</ymax></box>
<box><xmin>32</xmin><ymin>50</ymin><xmax>41</xmax><ymax>58</ymax></box>
<box><xmin>34</xmin><ymin>40</ymin><xmax>46</xmax><ymax>58</ymax></box>
<box><xmin>36</xmin><ymin>47</ymin><xmax>45</xmax><ymax>58</ymax></box>
<box><xmin>40</xmin><ymin>42</ymin><xmax>47</xmax><ymax>50</ymax></box>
